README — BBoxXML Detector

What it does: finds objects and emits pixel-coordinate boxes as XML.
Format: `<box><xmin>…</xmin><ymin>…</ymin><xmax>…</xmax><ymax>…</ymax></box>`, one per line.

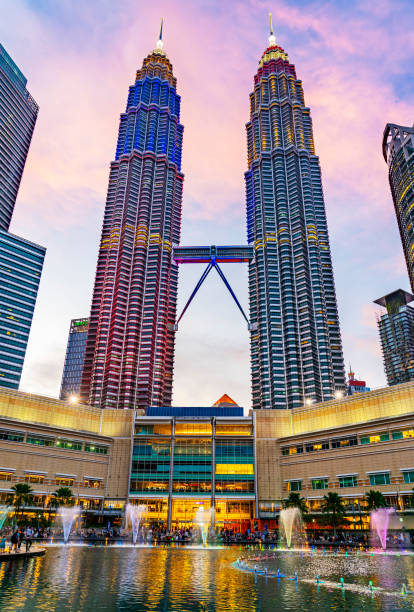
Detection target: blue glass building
<box><xmin>0</xmin><ymin>230</ymin><xmax>45</xmax><ymax>389</ymax></box>
<box><xmin>60</xmin><ymin>318</ymin><xmax>89</xmax><ymax>400</ymax></box>
<box><xmin>0</xmin><ymin>44</ymin><xmax>38</xmax><ymax>231</ymax></box>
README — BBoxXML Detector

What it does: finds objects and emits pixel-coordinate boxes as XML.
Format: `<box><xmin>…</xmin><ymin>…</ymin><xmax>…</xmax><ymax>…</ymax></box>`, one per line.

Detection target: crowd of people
<box><xmin>0</xmin><ymin>526</ymin><xmax>36</xmax><ymax>553</ymax></box>
<box><xmin>0</xmin><ymin>523</ymin><xmax>413</xmax><ymax>549</ymax></box>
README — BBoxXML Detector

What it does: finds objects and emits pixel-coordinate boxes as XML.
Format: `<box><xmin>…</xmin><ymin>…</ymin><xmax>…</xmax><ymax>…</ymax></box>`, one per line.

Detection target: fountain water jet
<box><xmin>126</xmin><ymin>503</ymin><xmax>147</xmax><ymax>544</ymax></box>
<box><xmin>57</xmin><ymin>506</ymin><xmax>81</xmax><ymax>543</ymax></box>
<box><xmin>370</xmin><ymin>507</ymin><xmax>396</xmax><ymax>550</ymax></box>
<box><xmin>279</xmin><ymin>508</ymin><xmax>306</xmax><ymax>548</ymax></box>
<box><xmin>195</xmin><ymin>506</ymin><xmax>214</xmax><ymax>546</ymax></box>
<box><xmin>0</xmin><ymin>506</ymin><xmax>10</xmax><ymax>530</ymax></box>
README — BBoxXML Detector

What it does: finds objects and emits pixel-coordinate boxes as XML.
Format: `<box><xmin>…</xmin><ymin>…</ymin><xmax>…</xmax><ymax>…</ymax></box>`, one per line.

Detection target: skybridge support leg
<box><xmin>174</xmin><ymin>262</ymin><xmax>214</xmax><ymax>329</ymax></box>
<box><xmin>212</xmin><ymin>261</ymin><xmax>250</xmax><ymax>328</ymax></box>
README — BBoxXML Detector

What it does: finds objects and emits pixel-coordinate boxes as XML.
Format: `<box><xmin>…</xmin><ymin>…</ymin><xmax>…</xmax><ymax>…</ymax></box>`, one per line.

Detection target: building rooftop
<box><xmin>374</xmin><ymin>289</ymin><xmax>414</xmax><ymax>313</ymax></box>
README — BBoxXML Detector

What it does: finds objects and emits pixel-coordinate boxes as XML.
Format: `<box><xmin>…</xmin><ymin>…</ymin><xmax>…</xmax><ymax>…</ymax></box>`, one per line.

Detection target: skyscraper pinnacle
<box><xmin>156</xmin><ymin>18</ymin><xmax>164</xmax><ymax>50</ymax></box>
<box><xmin>268</xmin><ymin>12</ymin><xmax>276</xmax><ymax>46</ymax></box>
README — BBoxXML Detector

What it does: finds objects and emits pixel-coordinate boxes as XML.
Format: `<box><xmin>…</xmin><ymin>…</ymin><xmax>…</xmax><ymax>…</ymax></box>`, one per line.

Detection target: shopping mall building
<box><xmin>0</xmin><ymin>382</ymin><xmax>414</xmax><ymax>530</ymax></box>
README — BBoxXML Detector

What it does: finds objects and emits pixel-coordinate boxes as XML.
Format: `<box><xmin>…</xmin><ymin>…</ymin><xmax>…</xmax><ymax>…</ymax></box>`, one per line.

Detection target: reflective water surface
<box><xmin>0</xmin><ymin>546</ymin><xmax>413</xmax><ymax>611</ymax></box>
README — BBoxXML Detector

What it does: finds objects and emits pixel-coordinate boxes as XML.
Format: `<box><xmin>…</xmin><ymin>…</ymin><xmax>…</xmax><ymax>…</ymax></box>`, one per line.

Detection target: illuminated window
<box><xmin>331</xmin><ymin>436</ymin><xmax>357</xmax><ymax>449</ymax></box>
<box><xmin>83</xmin><ymin>478</ymin><xmax>102</xmax><ymax>489</ymax></box>
<box><xmin>174</xmin><ymin>423</ymin><xmax>212</xmax><ymax>436</ymax></box>
<box><xmin>215</xmin><ymin>464</ymin><xmax>254</xmax><ymax>475</ymax></box>
<box><xmin>27</xmin><ymin>435</ymin><xmax>54</xmax><ymax>447</ymax></box>
<box><xmin>0</xmin><ymin>472</ymin><xmax>12</xmax><ymax>481</ymax></box>
<box><xmin>360</xmin><ymin>433</ymin><xmax>389</xmax><ymax>445</ymax></box>
<box><xmin>281</xmin><ymin>445</ymin><xmax>303</xmax><ymax>456</ymax></box>
<box><xmin>56</xmin><ymin>439</ymin><xmax>82</xmax><ymax>451</ymax></box>
<box><xmin>25</xmin><ymin>473</ymin><xmax>45</xmax><ymax>484</ymax></box>
<box><xmin>311</xmin><ymin>478</ymin><xmax>328</xmax><ymax>490</ymax></box>
<box><xmin>85</xmin><ymin>444</ymin><xmax>108</xmax><ymax>454</ymax></box>
<box><xmin>305</xmin><ymin>441</ymin><xmax>329</xmax><ymax>452</ymax></box>
<box><xmin>56</xmin><ymin>477</ymin><xmax>74</xmax><ymax>486</ymax></box>
<box><xmin>215</xmin><ymin>424</ymin><xmax>252</xmax><ymax>436</ymax></box>
<box><xmin>392</xmin><ymin>430</ymin><xmax>414</xmax><ymax>440</ymax></box>
<box><xmin>369</xmin><ymin>473</ymin><xmax>390</xmax><ymax>486</ymax></box>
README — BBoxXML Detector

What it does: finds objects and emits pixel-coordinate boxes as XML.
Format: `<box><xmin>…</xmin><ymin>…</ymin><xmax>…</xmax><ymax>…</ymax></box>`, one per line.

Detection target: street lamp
<box><xmin>69</xmin><ymin>395</ymin><xmax>79</xmax><ymax>404</ymax></box>
<box><xmin>335</xmin><ymin>391</ymin><xmax>343</xmax><ymax>400</ymax></box>
<box><xmin>305</xmin><ymin>398</ymin><xmax>313</xmax><ymax>407</ymax></box>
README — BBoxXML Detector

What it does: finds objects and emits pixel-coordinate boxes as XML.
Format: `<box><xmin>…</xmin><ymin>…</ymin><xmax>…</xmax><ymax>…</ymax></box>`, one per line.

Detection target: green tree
<box><xmin>7</xmin><ymin>483</ymin><xmax>34</xmax><ymax>523</ymax></box>
<box><xmin>321</xmin><ymin>492</ymin><xmax>345</xmax><ymax>537</ymax></box>
<box><xmin>365</xmin><ymin>489</ymin><xmax>387</xmax><ymax>510</ymax></box>
<box><xmin>49</xmin><ymin>487</ymin><xmax>75</xmax><ymax>511</ymax></box>
<box><xmin>285</xmin><ymin>492</ymin><xmax>308</xmax><ymax>516</ymax></box>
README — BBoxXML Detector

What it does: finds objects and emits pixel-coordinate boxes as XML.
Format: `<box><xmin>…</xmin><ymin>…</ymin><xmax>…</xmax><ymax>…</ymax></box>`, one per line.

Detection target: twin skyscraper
<box><xmin>79</xmin><ymin>21</ymin><xmax>346</xmax><ymax>411</ymax></box>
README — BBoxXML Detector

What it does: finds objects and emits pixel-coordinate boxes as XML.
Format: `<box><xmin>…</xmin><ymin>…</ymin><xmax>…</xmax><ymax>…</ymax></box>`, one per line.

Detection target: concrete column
<box><xmin>211</xmin><ymin>417</ymin><xmax>216</xmax><ymax>527</ymax></box>
<box><xmin>167</xmin><ymin>418</ymin><xmax>174</xmax><ymax>530</ymax></box>
<box><xmin>253</xmin><ymin>412</ymin><xmax>259</xmax><ymax>518</ymax></box>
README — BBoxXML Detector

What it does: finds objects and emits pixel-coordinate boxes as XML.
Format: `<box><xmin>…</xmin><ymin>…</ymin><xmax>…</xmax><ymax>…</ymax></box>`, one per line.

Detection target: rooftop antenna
<box><xmin>156</xmin><ymin>18</ymin><xmax>164</xmax><ymax>50</ymax></box>
<box><xmin>268</xmin><ymin>12</ymin><xmax>276</xmax><ymax>46</ymax></box>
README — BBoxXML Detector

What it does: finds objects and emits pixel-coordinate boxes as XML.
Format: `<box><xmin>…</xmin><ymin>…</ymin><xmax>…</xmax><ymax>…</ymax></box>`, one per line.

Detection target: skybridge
<box><xmin>172</xmin><ymin>245</ymin><xmax>254</xmax><ymax>331</ymax></box>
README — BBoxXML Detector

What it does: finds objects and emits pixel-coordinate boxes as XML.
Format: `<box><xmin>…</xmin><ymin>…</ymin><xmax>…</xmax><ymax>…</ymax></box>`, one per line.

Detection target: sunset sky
<box><xmin>1</xmin><ymin>0</ymin><xmax>413</xmax><ymax>410</ymax></box>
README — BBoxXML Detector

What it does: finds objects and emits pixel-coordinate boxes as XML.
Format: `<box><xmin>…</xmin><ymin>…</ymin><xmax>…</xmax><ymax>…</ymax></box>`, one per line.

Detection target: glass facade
<box><xmin>0</xmin><ymin>230</ymin><xmax>45</xmax><ymax>389</ymax></box>
<box><xmin>374</xmin><ymin>290</ymin><xmax>414</xmax><ymax>385</ymax></box>
<box><xmin>81</xmin><ymin>36</ymin><xmax>184</xmax><ymax>410</ymax></box>
<box><xmin>60</xmin><ymin>318</ymin><xmax>89</xmax><ymax>400</ymax></box>
<box><xmin>0</xmin><ymin>44</ymin><xmax>38</xmax><ymax>231</ymax></box>
<box><xmin>129</xmin><ymin>416</ymin><xmax>255</xmax><ymax>527</ymax></box>
<box><xmin>383</xmin><ymin>124</ymin><xmax>414</xmax><ymax>292</ymax></box>
<box><xmin>245</xmin><ymin>31</ymin><xmax>345</xmax><ymax>409</ymax></box>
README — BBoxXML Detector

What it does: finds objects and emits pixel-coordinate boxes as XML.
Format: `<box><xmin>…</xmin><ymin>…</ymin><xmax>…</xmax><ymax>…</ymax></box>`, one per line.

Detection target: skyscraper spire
<box><xmin>268</xmin><ymin>12</ymin><xmax>276</xmax><ymax>45</ymax></box>
<box><xmin>156</xmin><ymin>18</ymin><xmax>164</xmax><ymax>50</ymax></box>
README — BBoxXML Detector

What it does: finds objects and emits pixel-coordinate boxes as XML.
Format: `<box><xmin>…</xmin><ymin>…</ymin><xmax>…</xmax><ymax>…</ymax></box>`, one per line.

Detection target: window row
<box><xmin>0</xmin><ymin>428</ymin><xmax>108</xmax><ymax>454</ymax></box>
<box><xmin>286</xmin><ymin>470</ymin><xmax>414</xmax><ymax>491</ymax></box>
<box><xmin>281</xmin><ymin>428</ymin><xmax>414</xmax><ymax>456</ymax></box>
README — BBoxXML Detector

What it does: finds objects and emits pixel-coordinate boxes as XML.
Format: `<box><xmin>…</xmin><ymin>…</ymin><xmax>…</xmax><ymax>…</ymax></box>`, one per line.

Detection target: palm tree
<box><xmin>321</xmin><ymin>492</ymin><xmax>345</xmax><ymax>537</ymax></box>
<box><xmin>285</xmin><ymin>492</ymin><xmax>308</xmax><ymax>516</ymax></box>
<box><xmin>7</xmin><ymin>483</ymin><xmax>34</xmax><ymax>523</ymax></box>
<box><xmin>365</xmin><ymin>490</ymin><xmax>387</xmax><ymax>510</ymax></box>
<box><xmin>49</xmin><ymin>487</ymin><xmax>75</xmax><ymax>512</ymax></box>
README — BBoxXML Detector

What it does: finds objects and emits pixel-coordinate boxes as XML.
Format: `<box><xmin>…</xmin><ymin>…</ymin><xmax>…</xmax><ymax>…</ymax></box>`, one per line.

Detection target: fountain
<box><xmin>279</xmin><ymin>507</ymin><xmax>306</xmax><ymax>548</ymax></box>
<box><xmin>195</xmin><ymin>506</ymin><xmax>214</xmax><ymax>546</ymax></box>
<box><xmin>57</xmin><ymin>506</ymin><xmax>81</xmax><ymax>543</ymax></box>
<box><xmin>370</xmin><ymin>507</ymin><xmax>396</xmax><ymax>550</ymax></box>
<box><xmin>0</xmin><ymin>506</ymin><xmax>10</xmax><ymax>530</ymax></box>
<box><xmin>126</xmin><ymin>503</ymin><xmax>147</xmax><ymax>544</ymax></box>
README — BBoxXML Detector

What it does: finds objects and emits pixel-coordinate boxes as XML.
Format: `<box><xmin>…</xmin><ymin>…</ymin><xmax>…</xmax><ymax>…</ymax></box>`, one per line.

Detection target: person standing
<box><xmin>25</xmin><ymin>526</ymin><xmax>33</xmax><ymax>552</ymax></box>
<box><xmin>10</xmin><ymin>530</ymin><xmax>19</xmax><ymax>552</ymax></box>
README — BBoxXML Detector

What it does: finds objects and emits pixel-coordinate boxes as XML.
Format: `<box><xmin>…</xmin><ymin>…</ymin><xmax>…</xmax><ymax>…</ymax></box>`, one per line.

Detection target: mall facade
<box><xmin>1</xmin><ymin>382</ymin><xmax>414</xmax><ymax>529</ymax></box>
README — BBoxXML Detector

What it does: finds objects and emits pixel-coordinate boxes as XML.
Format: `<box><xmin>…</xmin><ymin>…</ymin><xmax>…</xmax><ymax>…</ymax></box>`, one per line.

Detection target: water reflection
<box><xmin>0</xmin><ymin>547</ymin><xmax>411</xmax><ymax>611</ymax></box>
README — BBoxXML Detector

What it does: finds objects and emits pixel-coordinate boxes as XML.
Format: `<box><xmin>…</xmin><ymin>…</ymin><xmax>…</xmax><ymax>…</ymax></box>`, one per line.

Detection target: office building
<box><xmin>81</xmin><ymin>26</ymin><xmax>184</xmax><ymax>410</ymax></box>
<box><xmin>383</xmin><ymin>124</ymin><xmax>414</xmax><ymax>291</ymax></box>
<box><xmin>245</xmin><ymin>20</ymin><xmax>345</xmax><ymax>410</ymax></box>
<box><xmin>0</xmin><ymin>44</ymin><xmax>38</xmax><ymax>231</ymax></box>
<box><xmin>374</xmin><ymin>289</ymin><xmax>414</xmax><ymax>386</ymax></box>
<box><xmin>2</xmin><ymin>382</ymin><xmax>414</xmax><ymax>530</ymax></box>
<box><xmin>132</xmin><ymin>400</ymin><xmax>254</xmax><ymax>529</ymax></box>
<box><xmin>0</xmin><ymin>230</ymin><xmax>45</xmax><ymax>389</ymax></box>
<box><xmin>60</xmin><ymin>318</ymin><xmax>89</xmax><ymax>400</ymax></box>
